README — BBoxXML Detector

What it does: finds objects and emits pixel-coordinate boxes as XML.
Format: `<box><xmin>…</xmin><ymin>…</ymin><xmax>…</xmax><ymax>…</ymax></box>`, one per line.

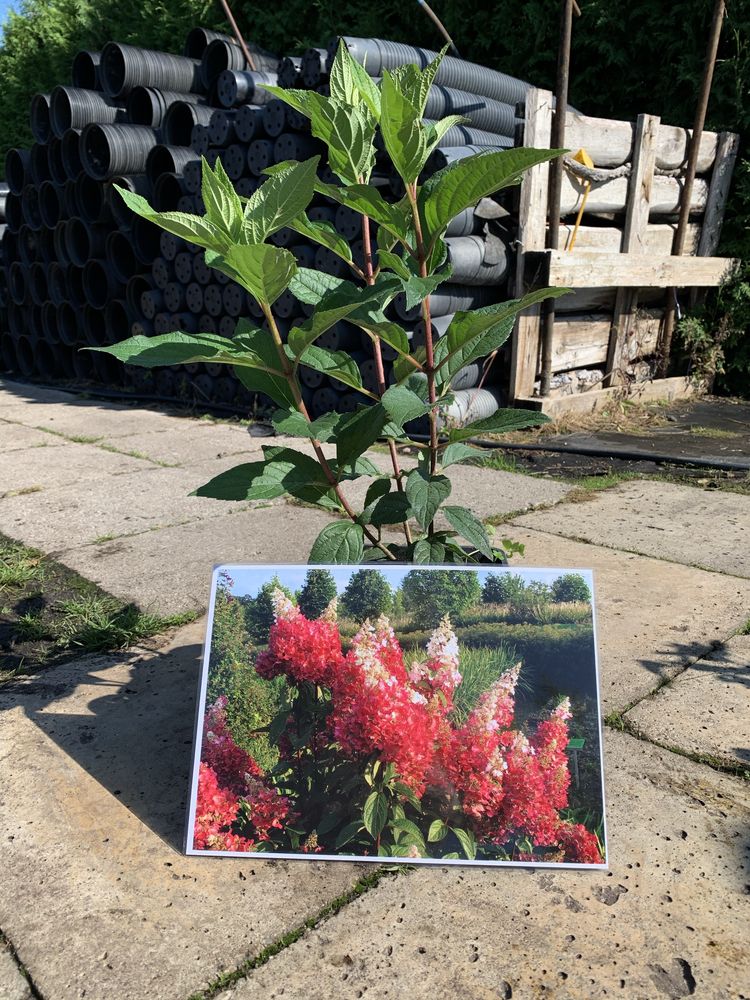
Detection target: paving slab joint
<box><xmin>0</xmin><ymin>928</ymin><xmax>46</xmax><ymax>1000</ymax></box>
<box><xmin>183</xmin><ymin>866</ymin><xmax>403</xmax><ymax>1000</ymax></box>
<box><xmin>604</xmin><ymin>711</ymin><xmax>750</xmax><ymax>782</ymax></box>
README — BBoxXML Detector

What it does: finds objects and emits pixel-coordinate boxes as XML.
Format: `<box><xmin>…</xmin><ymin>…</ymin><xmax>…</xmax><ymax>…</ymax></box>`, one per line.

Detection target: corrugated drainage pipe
<box><xmin>30</xmin><ymin>94</ymin><xmax>53</xmax><ymax>144</ymax></box>
<box><xmin>99</xmin><ymin>42</ymin><xmax>204</xmax><ymax>99</ymax></box>
<box><xmin>330</xmin><ymin>37</ymin><xmax>529</xmax><ymax>106</ymax></box>
<box><xmin>145</xmin><ymin>144</ymin><xmax>198</xmax><ymax>183</ymax></box>
<box><xmin>38</xmin><ymin>181</ymin><xmax>61</xmax><ymax>229</ymax></box>
<box><xmin>216</xmin><ymin>69</ymin><xmax>277</xmax><ymax>108</ymax></box>
<box><xmin>81</xmin><ymin>123</ymin><xmax>159</xmax><ymax>180</ymax></box>
<box><xmin>47</xmin><ymin>139</ymin><xmax>68</xmax><ymax>185</ymax></box>
<box><xmin>50</xmin><ymin>86</ymin><xmax>125</xmax><ymax>137</ymax></box>
<box><xmin>5</xmin><ymin>149</ymin><xmax>30</xmax><ymax>195</ymax></box>
<box><xmin>75</xmin><ymin>172</ymin><xmax>110</xmax><ymax>223</ymax></box>
<box><xmin>184</xmin><ymin>28</ymin><xmax>234</xmax><ymax>59</ymax></box>
<box><xmin>71</xmin><ymin>50</ymin><xmax>101</xmax><ymax>90</ymax></box>
<box><xmin>200</xmin><ymin>37</ymin><xmax>279</xmax><ymax>87</ymax></box>
<box><xmin>61</xmin><ymin>129</ymin><xmax>83</xmax><ymax>179</ymax></box>
<box><xmin>162</xmin><ymin>101</ymin><xmax>214</xmax><ymax>146</ymax></box>
<box><xmin>127</xmin><ymin>86</ymin><xmax>207</xmax><ymax>127</ymax></box>
<box><xmin>29</xmin><ymin>144</ymin><xmax>50</xmax><ymax>185</ymax></box>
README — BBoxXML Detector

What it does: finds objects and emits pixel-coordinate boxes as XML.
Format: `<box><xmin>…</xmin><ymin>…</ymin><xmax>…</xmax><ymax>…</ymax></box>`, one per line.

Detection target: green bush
<box><xmin>551</xmin><ymin>573</ymin><xmax>591</xmax><ymax>604</ymax></box>
<box><xmin>452</xmin><ymin>644</ymin><xmax>519</xmax><ymax>726</ymax></box>
<box><xmin>296</xmin><ymin>568</ymin><xmax>336</xmax><ymax>619</ymax></box>
<box><xmin>402</xmin><ymin>570</ymin><xmax>482</xmax><ymax>627</ymax></box>
<box><xmin>341</xmin><ymin>568</ymin><xmax>393</xmax><ymax>622</ymax></box>
<box><xmin>242</xmin><ymin>576</ymin><xmax>295</xmax><ymax>643</ymax></box>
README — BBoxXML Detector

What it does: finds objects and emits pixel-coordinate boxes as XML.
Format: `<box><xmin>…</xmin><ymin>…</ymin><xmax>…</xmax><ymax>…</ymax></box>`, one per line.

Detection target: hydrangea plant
<box><xmin>94</xmin><ymin>43</ymin><xmax>566</xmax><ymax>564</ymax></box>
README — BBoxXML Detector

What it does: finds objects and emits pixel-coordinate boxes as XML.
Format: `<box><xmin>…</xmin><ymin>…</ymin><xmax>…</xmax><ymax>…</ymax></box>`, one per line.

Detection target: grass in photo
<box><xmin>186</xmin><ymin>565</ymin><xmax>607</xmax><ymax>868</ymax></box>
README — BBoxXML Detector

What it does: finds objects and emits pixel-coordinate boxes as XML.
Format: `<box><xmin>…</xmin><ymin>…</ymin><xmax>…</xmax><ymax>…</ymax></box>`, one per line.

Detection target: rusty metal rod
<box><xmin>217</xmin><ymin>0</ymin><xmax>257</xmax><ymax>72</ymax></box>
<box><xmin>540</xmin><ymin>0</ymin><xmax>574</xmax><ymax>397</ymax></box>
<box><xmin>658</xmin><ymin>0</ymin><xmax>725</xmax><ymax>376</ymax></box>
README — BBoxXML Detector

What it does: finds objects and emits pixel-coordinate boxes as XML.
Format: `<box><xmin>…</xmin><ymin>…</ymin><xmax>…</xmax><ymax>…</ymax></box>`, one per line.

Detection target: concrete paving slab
<box><xmin>514</xmin><ymin>480</ymin><xmax>750</xmax><ymax>578</ymax></box>
<box><xmin>0</xmin><ymin>379</ymin><xmax>78</xmax><ymax>407</ymax></box>
<box><xmin>443</xmin><ymin>464</ymin><xmax>570</xmax><ymax>519</ymax></box>
<box><xmin>627</xmin><ymin>634</ymin><xmax>750</xmax><ymax>770</ymax></box>
<box><xmin>0</xmin><ymin>422</ymin><xmax>67</xmax><ymax>453</ymax></box>
<box><xmin>0</xmin><ymin>458</ymin><xmax>262</xmax><ymax>551</ymax></box>
<box><xmin>511</xmin><ymin>527</ymin><xmax>750</xmax><ymax>711</ymax></box>
<box><xmin>219</xmin><ymin>730</ymin><xmax>750</xmax><ymax>1000</ymax></box>
<box><xmin>0</xmin><ymin>943</ymin><xmax>32</xmax><ymax>1000</ymax></box>
<box><xmin>107</xmin><ymin>424</ymin><xmax>266</xmax><ymax>467</ymax></box>
<box><xmin>0</xmin><ymin>440</ymin><xmax>153</xmax><ymax>495</ymax></box>
<box><xmin>0</xmin><ymin>621</ymin><xmax>363</xmax><ymax>1000</ymax></box>
<box><xmin>56</xmin><ymin>504</ymin><xmax>339</xmax><ymax>614</ymax></box>
<box><xmin>0</xmin><ymin>400</ymin><xmax>197</xmax><ymax>440</ymax></box>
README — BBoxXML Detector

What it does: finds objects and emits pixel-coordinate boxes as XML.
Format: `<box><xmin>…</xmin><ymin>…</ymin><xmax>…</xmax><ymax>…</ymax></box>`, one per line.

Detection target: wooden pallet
<box><xmin>509</xmin><ymin>88</ymin><xmax>740</xmax><ymax>414</ymax></box>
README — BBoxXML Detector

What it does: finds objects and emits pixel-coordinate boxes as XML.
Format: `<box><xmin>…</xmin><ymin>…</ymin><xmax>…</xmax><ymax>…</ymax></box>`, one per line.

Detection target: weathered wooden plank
<box><xmin>697</xmin><ymin>131</ymin><xmax>740</xmax><ymax>256</ymax></box>
<box><xmin>515</xmin><ymin>376</ymin><xmax>705</xmax><ymax>417</ymax></box>
<box><xmin>607</xmin><ymin>114</ymin><xmax>659</xmax><ymax>387</ymax></box>
<box><xmin>558</xmin><ymin>223</ymin><xmax>700</xmax><ymax>255</ymax></box>
<box><xmin>564</xmin><ymin>111</ymin><xmax>718</xmax><ymax>172</ymax></box>
<box><xmin>552</xmin><ymin>312</ymin><xmax>662</xmax><ymax>372</ymax></box>
<box><xmin>509</xmin><ymin>88</ymin><xmax>552</xmax><ymax>401</ymax></box>
<box><xmin>529</xmin><ymin>249</ymin><xmax>739</xmax><ymax>288</ymax></box>
<box><xmin>560</xmin><ymin>172</ymin><xmax>708</xmax><ymax>217</ymax></box>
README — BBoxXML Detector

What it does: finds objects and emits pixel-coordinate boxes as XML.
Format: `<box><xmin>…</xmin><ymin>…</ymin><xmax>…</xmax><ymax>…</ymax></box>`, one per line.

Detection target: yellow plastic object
<box><xmin>567</xmin><ymin>148</ymin><xmax>594</xmax><ymax>251</ymax></box>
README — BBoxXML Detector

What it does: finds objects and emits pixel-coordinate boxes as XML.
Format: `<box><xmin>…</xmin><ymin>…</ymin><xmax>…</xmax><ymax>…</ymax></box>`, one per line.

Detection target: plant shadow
<box><xmin>0</xmin><ymin>623</ymin><xmax>205</xmax><ymax>852</ymax></box>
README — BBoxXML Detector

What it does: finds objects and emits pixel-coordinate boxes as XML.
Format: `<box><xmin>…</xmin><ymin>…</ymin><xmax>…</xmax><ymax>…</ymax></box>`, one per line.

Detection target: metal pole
<box><xmin>416</xmin><ymin>1</ymin><xmax>461</xmax><ymax>57</ymax></box>
<box><xmin>217</xmin><ymin>0</ymin><xmax>257</xmax><ymax>72</ymax></box>
<box><xmin>657</xmin><ymin>0</ymin><xmax>726</xmax><ymax>376</ymax></box>
<box><xmin>540</xmin><ymin>0</ymin><xmax>574</xmax><ymax>397</ymax></box>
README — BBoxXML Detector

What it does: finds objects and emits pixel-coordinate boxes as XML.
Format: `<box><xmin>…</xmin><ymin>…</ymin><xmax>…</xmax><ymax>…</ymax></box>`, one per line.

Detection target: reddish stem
<box><xmin>361</xmin><ymin>213</ymin><xmax>413</xmax><ymax>546</ymax></box>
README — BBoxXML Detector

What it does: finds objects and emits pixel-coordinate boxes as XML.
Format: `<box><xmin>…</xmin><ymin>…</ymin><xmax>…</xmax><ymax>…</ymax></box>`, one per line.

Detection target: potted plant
<box><xmin>95</xmin><ymin>43</ymin><xmax>565</xmax><ymax>564</ymax></box>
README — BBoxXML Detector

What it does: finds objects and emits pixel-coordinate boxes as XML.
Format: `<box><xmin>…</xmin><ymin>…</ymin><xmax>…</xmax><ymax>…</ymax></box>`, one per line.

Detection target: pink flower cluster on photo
<box><xmin>193</xmin><ymin>589</ymin><xmax>603</xmax><ymax>864</ymax></box>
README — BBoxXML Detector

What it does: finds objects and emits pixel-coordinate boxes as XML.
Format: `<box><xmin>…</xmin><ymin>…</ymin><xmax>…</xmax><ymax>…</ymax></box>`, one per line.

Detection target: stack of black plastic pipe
<box><xmin>0</xmin><ymin>30</ymin><xmax>528</xmax><ymax>420</ymax></box>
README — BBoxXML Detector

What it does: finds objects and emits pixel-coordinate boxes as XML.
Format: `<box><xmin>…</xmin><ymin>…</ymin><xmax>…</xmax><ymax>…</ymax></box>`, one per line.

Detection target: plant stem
<box><xmin>406</xmin><ymin>185</ymin><xmax>439</xmax><ymax>478</ymax></box>
<box><xmin>261</xmin><ymin>304</ymin><xmax>396</xmax><ymax>560</ymax></box>
<box><xmin>361</xmin><ymin>213</ymin><xmax>413</xmax><ymax>547</ymax></box>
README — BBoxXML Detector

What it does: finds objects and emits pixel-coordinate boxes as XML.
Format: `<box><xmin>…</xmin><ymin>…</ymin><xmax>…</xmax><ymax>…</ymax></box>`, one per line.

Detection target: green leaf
<box><xmin>289</xmin><ymin>93</ymin><xmax>376</xmax><ymax>185</ymax></box>
<box><xmin>288</xmin><ymin>281</ymin><xmax>393</xmax><ymax>358</ymax></box>
<box><xmin>439</xmin><ymin>442</ymin><xmax>482</xmax><ymax>467</ymax></box>
<box><xmin>233</xmin><ymin>366</ymin><xmax>297</xmax><ymax>410</ymax></box>
<box><xmin>380</xmin><ymin>69</ymin><xmax>429</xmax><ymax>185</ymax></box>
<box><xmin>425</xmin><ymin>114</ymin><xmax>468</xmax><ymax>150</ymax></box>
<box><xmin>441</xmin><ymin>852</ymin><xmax>460</xmax><ymax>860</ymax></box>
<box><xmin>242</xmin><ymin>157</ymin><xmax>319</xmax><ymax>244</ymax></box>
<box><xmin>420</xmin><ymin>147</ymin><xmax>566</xmax><ymax>241</ymax></box>
<box><xmin>413</xmin><ymin>538</ymin><xmax>446</xmax><ymax>563</ymax></box>
<box><xmin>390</xmin><ymin>818</ymin><xmax>426</xmax><ymax>851</ymax></box>
<box><xmin>289</xmin><ymin>268</ymin><xmax>346</xmax><ymax>305</ymax></box>
<box><xmin>451</xmin><ymin>826</ymin><xmax>477</xmax><ymax>860</ymax></box>
<box><xmin>448</xmin><ymin>408</ymin><xmax>551</xmax><ymax>442</ymax></box>
<box><xmin>335</xmin><ymin>820</ymin><xmax>365</xmax><ymax>850</ymax></box>
<box><xmin>328</xmin><ymin>40</ymin><xmax>357</xmax><ymax>105</ymax></box>
<box><xmin>427</xmin><ymin>819</ymin><xmax>449</xmax><ymax>843</ymax></box>
<box><xmin>115</xmin><ymin>186</ymin><xmax>225</xmax><ymax>251</ymax></box>
<box><xmin>436</xmin><ymin>288</ymin><xmax>569</xmax><ymax>387</ymax></box>
<box><xmin>316</xmin><ymin>182</ymin><xmax>413</xmax><ymax>247</ymax></box>
<box><xmin>270</xmin><ymin>408</ymin><xmax>311</xmax><ymax>437</ymax></box>
<box><xmin>363</xmin><ymin>478</ymin><xmax>392</xmax><ymax>509</ymax></box>
<box><xmin>193</xmin><ymin>447</ymin><xmax>339</xmax><ymax>508</ymax></box>
<box><xmin>442</xmin><ymin>506</ymin><xmax>493</xmax><ymax>559</ymax></box>
<box><xmin>392</xmin><ymin>782</ymin><xmax>422</xmax><ymax>812</ymax></box>
<box><xmin>349</xmin><ymin>57</ymin><xmax>381</xmax><ymax>119</ymax></box>
<box><xmin>381</xmin><ymin>384</ymin><xmax>432</xmax><ymax>426</ymax></box>
<box><xmin>89</xmin><ymin>331</ymin><xmax>247</xmax><ymax>369</ymax></box>
<box><xmin>363</xmin><ymin>790</ymin><xmax>388</xmax><ymax>838</ymax></box>
<box><xmin>309</xmin><ymin>521</ymin><xmax>365</xmax><ymax>564</ymax></box>
<box><xmin>298</xmin><ymin>344</ymin><xmax>367</xmax><ymax>393</ymax></box>
<box><xmin>369</xmin><ymin>492</ymin><xmax>411</xmax><ymax>526</ymax></box>
<box><xmin>405</xmin><ymin>469</ymin><xmax>451</xmax><ymax>529</ymax></box>
<box><xmin>336</xmin><ymin>404</ymin><xmax>388</xmax><ymax>466</ymax></box>
<box><xmin>224</xmin><ymin>243</ymin><xmax>297</xmax><ymax>306</ymax></box>
<box><xmin>288</xmin><ymin>213</ymin><xmax>354</xmax><ymax>265</ymax></box>
<box><xmin>201</xmin><ymin>156</ymin><xmax>243</xmax><ymax>241</ymax></box>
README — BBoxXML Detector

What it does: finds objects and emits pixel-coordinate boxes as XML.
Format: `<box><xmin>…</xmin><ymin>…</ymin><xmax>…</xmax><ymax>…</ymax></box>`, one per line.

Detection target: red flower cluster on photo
<box><xmin>194</xmin><ymin>589</ymin><xmax>604</xmax><ymax>864</ymax></box>
<box><xmin>193</xmin><ymin>697</ymin><xmax>292</xmax><ymax>852</ymax></box>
